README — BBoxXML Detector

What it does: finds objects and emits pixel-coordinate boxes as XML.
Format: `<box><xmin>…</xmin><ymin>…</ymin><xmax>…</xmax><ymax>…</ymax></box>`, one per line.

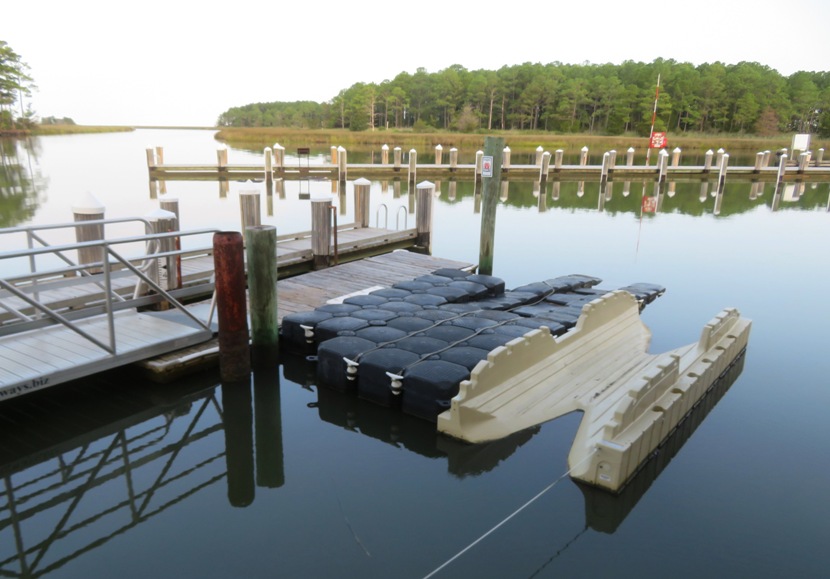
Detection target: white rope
<box><xmin>422</xmin><ymin>449</ymin><xmax>598</xmax><ymax>579</ymax></box>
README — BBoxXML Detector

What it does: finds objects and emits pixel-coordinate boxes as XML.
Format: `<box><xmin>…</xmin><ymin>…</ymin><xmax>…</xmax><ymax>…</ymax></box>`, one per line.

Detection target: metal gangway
<box><xmin>0</xmin><ymin>218</ymin><xmax>220</xmax><ymax>401</ymax></box>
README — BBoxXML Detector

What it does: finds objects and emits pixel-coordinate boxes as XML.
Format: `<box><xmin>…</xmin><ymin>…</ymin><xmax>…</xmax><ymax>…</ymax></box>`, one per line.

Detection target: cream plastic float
<box><xmin>436</xmin><ymin>290</ymin><xmax>751</xmax><ymax>493</ymax></box>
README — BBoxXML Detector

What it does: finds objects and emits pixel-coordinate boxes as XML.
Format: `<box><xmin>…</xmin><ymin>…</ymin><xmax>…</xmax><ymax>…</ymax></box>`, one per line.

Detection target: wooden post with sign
<box><xmin>479</xmin><ymin>136</ymin><xmax>504</xmax><ymax>276</ymax></box>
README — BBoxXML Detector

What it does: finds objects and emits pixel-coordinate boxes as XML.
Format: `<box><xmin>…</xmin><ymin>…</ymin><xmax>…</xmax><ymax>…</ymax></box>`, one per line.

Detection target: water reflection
<box><xmin>0</xmin><ymin>138</ymin><xmax>46</xmax><ymax>228</ymax></box>
<box><xmin>0</xmin><ymin>336</ymin><xmax>747</xmax><ymax>576</ymax></box>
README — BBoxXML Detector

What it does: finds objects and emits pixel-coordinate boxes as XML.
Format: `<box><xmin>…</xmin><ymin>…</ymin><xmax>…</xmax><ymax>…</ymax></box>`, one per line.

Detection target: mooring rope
<box><xmin>421</xmin><ymin>448</ymin><xmax>598</xmax><ymax>579</ymax></box>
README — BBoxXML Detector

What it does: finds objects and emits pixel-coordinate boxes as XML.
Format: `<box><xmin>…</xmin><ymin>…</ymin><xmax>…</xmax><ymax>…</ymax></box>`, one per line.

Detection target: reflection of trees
<box><xmin>0</xmin><ymin>137</ymin><xmax>46</xmax><ymax>228</ymax></box>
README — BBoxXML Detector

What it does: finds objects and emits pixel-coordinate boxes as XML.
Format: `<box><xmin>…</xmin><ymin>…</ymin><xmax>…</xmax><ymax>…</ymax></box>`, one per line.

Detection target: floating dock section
<box><xmin>281</xmin><ymin>266</ymin><xmax>750</xmax><ymax>494</ymax></box>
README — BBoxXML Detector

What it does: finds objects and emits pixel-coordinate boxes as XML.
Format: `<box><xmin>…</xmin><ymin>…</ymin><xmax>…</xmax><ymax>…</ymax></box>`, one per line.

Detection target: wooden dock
<box><xmin>138</xmin><ymin>250</ymin><xmax>474</xmax><ymax>380</ymax></box>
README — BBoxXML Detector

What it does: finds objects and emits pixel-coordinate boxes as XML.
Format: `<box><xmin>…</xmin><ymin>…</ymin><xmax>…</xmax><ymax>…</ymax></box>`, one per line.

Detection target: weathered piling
<box><xmin>776</xmin><ymin>153</ymin><xmax>788</xmax><ymax>191</ymax></box>
<box><xmin>408</xmin><ymin>149</ymin><xmax>417</xmax><ymax>183</ymax></box>
<box><xmin>798</xmin><ymin>151</ymin><xmax>811</xmax><ymax>173</ymax></box>
<box><xmin>554</xmin><ymin>149</ymin><xmax>564</xmax><ymax>172</ymax></box>
<box><xmin>353</xmin><ymin>177</ymin><xmax>371</xmax><ymax>228</ymax></box>
<box><xmin>394</xmin><ymin>146</ymin><xmax>402</xmax><ymax>169</ymax></box>
<box><xmin>816</xmin><ymin>148</ymin><xmax>825</xmax><ymax>166</ymax></box>
<box><xmin>540</xmin><ymin>151</ymin><xmax>551</xmax><ymax>182</ymax></box>
<box><xmin>716</xmin><ymin>148</ymin><xmax>725</xmax><ymax>169</ymax></box>
<box><xmin>213</xmin><ymin>231</ymin><xmax>250</xmax><ymax>383</ymax></box>
<box><xmin>475</xmin><ymin>150</ymin><xmax>484</xmax><ymax>181</ymax></box>
<box><xmin>338</xmin><ymin>147</ymin><xmax>347</xmax><ymax>182</ymax></box>
<box><xmin>217</xmin><ymin>146</ymin><xmax>229</xmax><ymax>172</ymax></box>
<box><xmin>503</xmin><ymin>146</ymin><xmax>511</xmax><ymax>171</ymax></box>
<box><xmin>658</xmin><ymin>149</ymin><xmax>669</xmax><ymax>183</ymax></box>
<box><xmin>381</xmin><ymin>144</ymin><xmax>389</xmax><ymax>164</ymax></box>
<box><xmin>239</xmin><ymin>191</ymin><xmax>261</xmax><ymax>233</ymax></box>
<box><xmin>246</xmin><ymin>225</ymin><xmax>278</xmax><ymax>358</ymax></box>
<box><xmin>264</xmin><ymin>147</ymin><xmax>273</xmax><ymax>184</ymax></box>
<box><xmin>435</xmin><ymin>144</ymin><xmax>443</xmax><ymax>165</ymax></box>
<box><xmin>717</xmin><ymin>153</ymin><xmax>730</xmax><ymax>204</ymax></box>
<box><xmin>330</xmin><ymin>145</ymin><xmax>337</xmax><ymax>165</ymax></box>
<box><xmin>754</xmin><ymin>152</ymin><xmax>764</xmax><ymax>173</ymax></box>
<box><xmin>416</xmin><ymin>181</ymin><xmax>434</xmax><ymax>251</ymax></box>
<box><xmin>311</xmin><ymin>199</ymin><xmax>332</xmax><ymax>269</ymax></box>
<box><xmin>626</xmin><ymin>147</ymin><xmax>635</xmax><ymax>166</ymax></box>
<box><xmin>449</xmin><ymin>147</ymin><xmax>458</xmax><ymax>171</ymax></box>
<box><xmin>704</xmin><ymin>149</ymin><xmax>714</xmax><ymax>173</ymax></box>
<box><xmin>535</xmin><ymin>146</ymin><xmax>544</xmax><ymax>166</ymax></box>
<box><xmin>762</xmin><ymin>150</ymin><xmax>772</xmax><ymax>167</ymax></box>
<box><xmin>580</xmin><ymin>146</ymin><xmax>589</xmax><ymax>166</ymax></box>
<box><xmin>72</xmin><ymin>193</ymin><xmax>105</xmax><ymax>270</ymax></box>
<box><xmin>145</xmin><ymin>147</ymin><xmax>156</xmax><ymax>169</ymax></box>
<box><xmin>148</xmin><ymin>208</ymin><xmax>179</xmax><ymax>292</ymax></box>
<box><xmin>479</xmin><ymin>136</ymin><xmax>505</xmax><ymax>276</ymax></box>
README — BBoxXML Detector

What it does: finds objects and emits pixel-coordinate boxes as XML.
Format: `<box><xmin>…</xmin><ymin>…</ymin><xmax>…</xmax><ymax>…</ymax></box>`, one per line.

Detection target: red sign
<box><xmin>649</xmin><ymin>132</ymin><xmax>667</xmax><ymax>149</ymax></box>
<box><xmin>642</xmin><ymin>195</ymin><xmax>658</xmax><ymax>213</ymax></box>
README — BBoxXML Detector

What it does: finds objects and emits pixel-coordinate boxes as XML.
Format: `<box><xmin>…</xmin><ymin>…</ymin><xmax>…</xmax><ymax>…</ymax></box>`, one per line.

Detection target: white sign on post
<box><xmin>482</xmin><ymin>155</ymin><xmax>494</xmax><ymax>178</ymax></box>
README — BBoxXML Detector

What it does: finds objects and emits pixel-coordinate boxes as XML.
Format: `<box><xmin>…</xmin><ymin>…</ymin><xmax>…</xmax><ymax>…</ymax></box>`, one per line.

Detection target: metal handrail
<box><xmin>1</xmin><ymin>232</ymin><xmax>217</xmax><ymax>353</ymax></box>
<box><xmin>375</xmin><ymin>203</ymin><xmax>388</xmax><ymax>229</ymax></box>
<box><xmin>396</xmin><ymin>206</ymin><xmax>408</xmax><ymax>230</ymax></box>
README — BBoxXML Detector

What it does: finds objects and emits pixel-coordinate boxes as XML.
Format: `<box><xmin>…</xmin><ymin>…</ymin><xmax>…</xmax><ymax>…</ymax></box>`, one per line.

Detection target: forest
<box><xmin>216</xmin><ymin>59</ymin><xmax>830</xmax><ymax>137</ymax></box>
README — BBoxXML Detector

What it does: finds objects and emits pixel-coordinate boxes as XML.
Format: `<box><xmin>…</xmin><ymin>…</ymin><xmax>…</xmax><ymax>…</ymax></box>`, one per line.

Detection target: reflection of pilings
<box><xmin>221</xmin><ymin>381</ymin><xmax>255</xmax><ymax>507</ymax></box>
<box><xmin>537</xmin><ymin>182</ymin><xmax>547</xmax><ymax>212</ymax></box>
<box><xmin>699</xmin><ymin>180</ymin><xmax>710</xmax><ymax>202</ymax></box>
<box><xmin>448</xmin><ymin>180</ymin><xmax>457</xmax><ymax>201</ymax></box>
<box><xmin>500</xmin><ymin>180</ymin><xmax>509</xmax><ymax>202</ymax></box>
<box><xmin>578</xmin><ymin>354</ymin><xmax>746</xmax><ymax>534</ymax></box>
<box><xmin>254</xmin><ymin>363</ymin><xmax>284</xmax><ymax>488</ymax></box>
<box><xmin>552</xmin><ymin>180</ymin><xmax>561</xmax><ymax>202</ymax></box>
<box><xmin>276</xmin><ymin>178</ymin><xmax>285</xmax><ymax>200</ymax></box>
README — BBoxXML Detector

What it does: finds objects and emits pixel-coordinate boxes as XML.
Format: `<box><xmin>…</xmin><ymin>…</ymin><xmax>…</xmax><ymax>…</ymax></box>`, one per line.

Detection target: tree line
<box><xmin>217</xmin><ymin>59</ymin><xmax>830</xmax><ymax>136</ymax></box>
<box><xmin>0</xmin><ymin>40</ymin><xmax>35</xmax><ymax>131</ymax></box>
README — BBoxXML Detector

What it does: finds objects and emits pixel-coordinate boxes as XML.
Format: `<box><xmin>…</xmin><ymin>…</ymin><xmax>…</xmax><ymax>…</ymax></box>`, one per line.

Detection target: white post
<box><xmin>408</xmin><ymin>149</ymin><xmax>417</xmax><ymax>183</ymax></box>
<box><xmin>435</xmin><ymin>144</ymin><xmax>443</xmax><ymax>165</ymax></box>
<box><xmin>503</xmin><ymin>146</ymin><xmax>511</xmax><ymax>168</ymax></box>
<box><xmin>580</xmin><ymin>146</ymin><xmax>588</xmax><ymax>165</ymax></box>
<box><xmin>626</xmin><ymin>147</ymin><xmax>635</xmax><ymax>166</ymax></box>
<box><xmin>535</xmin><ymin>145</ymin><xmax>544</xmax><ymax>166</ymax></box>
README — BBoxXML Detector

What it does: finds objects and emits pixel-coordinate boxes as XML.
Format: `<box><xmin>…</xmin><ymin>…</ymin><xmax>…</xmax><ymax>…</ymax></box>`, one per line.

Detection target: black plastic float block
<box><xmin>316</xmin><ymin>336</ymin><xmax>377</xmax><ymax>393</ymax></box>
<box><xmin>401</xmin><ymin>359</ymin><xmax>471</xmax><ymax>422</ymax></box>
<box><xmin>356</xmin><ymin>348</ymin><xmax>421</xmax><ymax>407</ymax></box>
<box><xmin>280</xmin><ymin>310</ymin><xmax>334</xmax><ymax>353</ymax></box>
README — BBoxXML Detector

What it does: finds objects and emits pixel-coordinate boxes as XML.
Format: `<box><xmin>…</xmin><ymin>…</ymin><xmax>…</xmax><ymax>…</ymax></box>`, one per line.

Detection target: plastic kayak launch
<box><xmin>280</xmin><ymin>268</ymin><xmax>751</xmax><ymax>493</ymax></box>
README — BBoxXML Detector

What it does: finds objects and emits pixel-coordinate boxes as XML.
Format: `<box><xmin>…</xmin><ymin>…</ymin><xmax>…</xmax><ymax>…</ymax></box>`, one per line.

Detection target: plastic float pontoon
<box><xmin>280</xmin><ymin>269</ymin><xmax>750</xmax><ymax>493</ymax></box>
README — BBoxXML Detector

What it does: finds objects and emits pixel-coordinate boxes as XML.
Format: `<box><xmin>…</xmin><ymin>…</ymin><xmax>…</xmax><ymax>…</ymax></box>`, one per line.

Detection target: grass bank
<box><xmin>32</xmin><ymin>124</ymin><xmax>135</xmax><ymax>136</ymax></box>
<box><xmin>215</xmin><ymin>127</ymin><xmax>827</xmax><ymax>154</ymax></box>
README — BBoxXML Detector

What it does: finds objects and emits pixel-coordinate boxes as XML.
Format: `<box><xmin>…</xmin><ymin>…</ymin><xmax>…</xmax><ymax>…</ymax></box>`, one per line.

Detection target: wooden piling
<box><xmin>246</xmin><ymin>225</ymin><xmax>279</xmax><ymax>356</ymax></box>
<box><xmin>535</xmin><ymin>146</ymin><xmax>544</xmax><ymax>166</ymax></box>
<box><xmin>609</xmin><ymin>149</ymin><xmax>617</xmax><ymax>169</ymax></box>
<box><xmin>381</xmin><ymin>144</ymin><xmax>389</xmax><ymax>164</ymax></box>
<box><xmin>754</xmin><ymin>152</ymin><xmax>764</xmax><ymax>173</ymax></box>
<box><xmin>554</xmin><ymin>149</ymin><xmax>564</xmax><ymax>171</ymax></box>
<box><xmin>408</xmin><ymin>149</ymin><xmax>417</xmax><ymax>183</ymax></box>
<box><xmin>540</xmin><ymin>151</ymin><xmax>551</xmax><ymax>181</ymax></box>
<box><xmin>503</xmin><ymin>146</ymin><xmax>511</xmax><ymax>171</ymax></box>
<box><xmin>776</xmin><ymin>153</ymin><xmax>788</xmax><ymax>190</ymax></box>
<box><xmin>716</xmin><ymin>148</ymin><xmax>725</xmax><ymax>169</ymax></box>
<box><xmin>415</xmin><ymin>181</ymin><xmax>434</xmax><ymax>251</ymax></box>
<box><xmin>153</xmin><ymin>204</ymin><xmax>180</xmax><ymax>291</ymax></box>
<box><xmin>217</xmin><ymin>146</ymin><xmax>229</xmax><ymax>171</ymax></box>
<box><xmin>394</xmin><ymin>146</ymin><xmax>402</xmax><ymax>168</ymax></box>
<box><xmin>816</xmin><ymin>148</ymin><xmax>825</xmax><ymax>166</ymax></box>
<box><xmin>475</xmin><ymin>150</ymin><xmax>484</xmax><ymax>181</ymax></box>
<box><xmin>435</xmin><ymin>144</ymin><xmax>443</xmax><ymax>165</ymax></box>
<box><xmin>264</xmin><ymin>147</ymin><xmax>273</xmax><ymax>183</ymax></box>
<box><xmin>353</xmin><ymin>177</ymin><xmax>371</xmax><ymax>228</ymax></box>
<box><xmin>72</xmin><ymin>193</ymin><xmax>105</xmax><ymax>270</ymax></box>
<box><xmin>704</xmin><ymin>149</ymin><xmax>714</xmax><ymax>173</ymax></box>
<box><xmin>449</xmin><ymin>147</ymin><xmax>458</xmax><ymax>171</ymax></box>
<box><xmin>338</xmin><ymin>147</ymin><xmax>347</xmax><ymax>182</ymax></box>
<box><xmin>626</xmin><ymin>147</ymin><xmax>635</xmax><ymax>166</ymax></box>
<box><xmin>717</xmin><ymin>153</ymin><xmax>730</xmax><ymax>196</ymax></box>
<box><xmin>145</xmin><ymin>148</ymin><xmax>156</xmax><ymax>169</ymax></box>
<box><xmin>658</xmin><ymin>149</ymin><xmax>669</xmax><ymax>183</ymax></box>
<box><xmin>239</xmin><ymin>191</ymin><xmax>261</xmax><ymax>233</ymax></box>
<box><xmin>763</xmin><ymin>150</ymin><xmax>771</xmax><ymax>167</ymax></box>
<box><xmin>798</xmin><ymin>151</ymin><xmax>811</xmax><ymax>173</ymax></box>
<box><xmin>311</xmin><ymin>199</ymin><xmax>332</xmax><ymax>269</ymax></box>
<box><xmin>330</xmin><ymin>145</ymin><xmax>338</xmax><ymax>165</ymax></box>
<box><xmin>580</xmin><ymin>146</ymin><xmax>589</xmax><ymax>166</ymax></box>
<box><xmin>213</xmin><ymin>231</ymin><xmax>250</xmax><ymax>383</ymax></box>
<box><xmin>479</xmin><ymin>136</ymin><xmax>505</xmax><ymax>276</ymax></box>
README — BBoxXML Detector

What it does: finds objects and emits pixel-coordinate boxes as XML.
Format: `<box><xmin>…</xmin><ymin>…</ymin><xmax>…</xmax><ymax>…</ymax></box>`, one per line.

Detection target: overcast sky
<box><xmin>4</xmin><ymin>0</ymin><xmax>828</xmax><ymax>127</ymax></box>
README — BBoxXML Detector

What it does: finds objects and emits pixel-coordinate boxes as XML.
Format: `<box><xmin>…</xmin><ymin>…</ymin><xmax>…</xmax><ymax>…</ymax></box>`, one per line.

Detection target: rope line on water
<box><xmin>421</xmin><ymin>449</ymin><xmax>598</xmax><ymax>579</ymax></box>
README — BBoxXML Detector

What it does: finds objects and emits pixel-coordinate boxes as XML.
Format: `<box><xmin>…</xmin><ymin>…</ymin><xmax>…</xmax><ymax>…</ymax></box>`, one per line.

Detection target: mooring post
<box><xmin>762</xmin><ymin>150</ymin><xmax>771</xmax><ymax>167</ymax></box>
<box><xmin>608</xmin><ymin>149</ymin><xmax>617</xmax><ymax>169</ymax></box>
<box><xmin>626</xmin><ymin>147</ymin><xmax>635</xmax><ymax>166</ymax></box>
<box><xmin>798</xmin><ymin>151</ymin><xmax>811</xmax><ymax>173</ymax></box>
<box><xmin>704</xmin><ymin>149</ymin><xmax>714</xmax><ymax>173</ymax></box>
<box><xmin>479</xmin><ymin>136</ymin><xmax>505</xmax><ymax>276</ymax></box>
<box><xmin>716</xmin><ymin>148</ymin><xmax>725</xmax><ymax>169</ymax></box>
<box><xmin>239</xmin><ymin>191</ymin><xmax>261</xmax><ymax>235</ymax></box>
<box><xmin>502</xmin><ymin>146</ymin><xmax>511</xmax><ymax>171</ymax></box>
<box><xmin>353</xmin><ymin>177</ymin><xmax>371</xmax><ymax>228</ymax></box>
<box><xmin>540</xmin><ymin>151</ymin><xmax>551</xmax><ymax>181</ymax></box>
<box><xmin>217</xmin><ymin>146</ymin><xmax>228</xmax><ymax>171</ymax></box>
<box><xmin>475</xmin><ymin>150</ymin><xmax>484</xmax><ymax>181</ymax></box>
<box><xmin>816</xmin><ymin>148</ymin><xmax>825</xmax><ymax>166</ymax></box>
<box><xmin>776</xmin><ymin>153</ymin><xmax>788</xmax><ymax>189</ymax></box>
<box><xmin>435</xmin><ymin>144</ymin><xmax>443</xmax><ymax>165</ymax></box>
<box><xmin>157</xmin><ymin>200</ymin><xmax>181</xmax><ymax>290</ymax></box>
<box><xmin>535</xmin><ymin>146</ymin><xmax>544</xmax><ymax>166</ymax></box>
<box><xmin>381</xmin><ymin>144</ymin><xmax>389</xmax><ymax>164</ymax></box>
<box><xmin>580</xmin><ymin>146</ymin><xmax>589</xmax><ymax>166</ymax></box>
<box><xmin>264</xmin><ymin>147</ymin><xmax>273</xmax><ymax>183</ymax></box>
<box><xmin>330</xmin><ymin>145</ymin><xmax>338</xmax><ymax>166</ymax></box>
<box><xmin>554</xmin><ymin>149</ymin><xmax>564</xmax><ymax>172</ymax></box>
<box><xmin>408</xmin><ymin>149</ymin><xmax>417</xmax><ymax>183</ymax></box>
<box><xmin>601</xmin><ymin>152</ymin><xmax>611</xmax><ymax>182</ymax></box>
<box><xmin>338</xmin><ymin>147</ymin><xmax>347</xmax><ymax>183</ymax></box>
<box><xmin>394</xmin><ymin>146</ymin><xmax>402</xmax><ymax>169</ymax></box>
<box><xmin>449</xmin><ymin>147</ymin><xmax>458</xmax><ymax>171</ymax></box>
<box><xmin>311</xmin><ymin>199</ymin><xmax>332</xmax><ymax>269</ymax></box>
<box><xmin>72</xmin><ymin>193</ymin><xmax>106</xmax><ymax>272</ymax></box>
<box><xmin>718</xmin><ymin>153</ymin><xmax>730</xmax><ymax>197</ymax></box>
<box><xmin>214</xmin><ymin>231</ymin><xmax>250</xmax><ymax>383</ymax></box>
<box><xmin>246</xmin><ymin>225</ymin><xmax>278</xmax><ymax>359</ymax></box>
<box><xmin>415</xmin><ymin>181</ymin><xmax>434</xmax><ymax>252</ymax></box>
<box><xmin>145</xmin><ymin>147</ymin><xmax>156</xmax><ymax>169</ymax></box>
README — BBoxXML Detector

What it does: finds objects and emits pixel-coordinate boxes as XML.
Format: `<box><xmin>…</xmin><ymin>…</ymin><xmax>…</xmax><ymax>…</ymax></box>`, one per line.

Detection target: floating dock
<box><xmin>279</xmin><ymin>266</ymin><xmax>750</xmax><ymax>493</ymax></box>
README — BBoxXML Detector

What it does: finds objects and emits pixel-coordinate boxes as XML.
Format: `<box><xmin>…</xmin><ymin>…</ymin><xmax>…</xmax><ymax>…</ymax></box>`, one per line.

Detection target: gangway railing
<box><xmin>0</xmin><ymin>228</ymin><xmax>218</xmax><ymax>347</ymax></box>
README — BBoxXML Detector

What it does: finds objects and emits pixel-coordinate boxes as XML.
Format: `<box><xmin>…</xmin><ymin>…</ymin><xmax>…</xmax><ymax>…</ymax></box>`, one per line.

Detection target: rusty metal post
<box><xmin>214</xmin><ymin>231</ymin><xmax>250</xmax><ymax>382</ymax></box>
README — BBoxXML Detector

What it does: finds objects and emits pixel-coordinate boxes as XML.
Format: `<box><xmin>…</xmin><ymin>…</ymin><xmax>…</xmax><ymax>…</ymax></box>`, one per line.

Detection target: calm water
<box><xmin>1</xmin><ymin>130</ymin><xmax>829</xmax><ymax>578</ymax></box>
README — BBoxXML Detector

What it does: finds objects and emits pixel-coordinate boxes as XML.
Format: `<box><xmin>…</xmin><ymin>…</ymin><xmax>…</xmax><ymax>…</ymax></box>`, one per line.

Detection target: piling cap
<box><xmin>435</xmin><ymin>144</ymin><xmax>443</xmax><ymax>150</ymax></box>
<box><xmin>338</xmin><ymin>146</ymin><xmax>346</xmax><ymax>152</ymax></box>
<box><xmin>145</xmin><ymin>208</ymin><xmax>177</xmax><ymax>222</ymax></box>
<box><xmin>382</xmin><ymin>144</ymin><xmax>389</xmax><ymax>150</ymax></box>
<box><xmin>416</xmin><ymin>180</ymin><xmax>435</xmax><ymax>189</ymax></box>
<box><xmin>503</xmin><ymin>146</ymin><xmax>511</xmax><ymax>152</ymax></box>
<box><xmin>72</xmin><ymin>193</ymin><xmax>105</xmax><ymax>215</ymax></box>
<box><xmin>354</xmin><ymin>177</ymin><xmax>371</xmax><ymax>186</ymax></box>
<box><xmin>581</xmin><ymin>146</ymin><xmax>589</xmax><ymax>151</ymax></box>
<box><xmin>627</xmin><ymin>147</ymin><xmax>635</xmax><ymax>152</ymax></box>
<box><xmin>537</xmin><ymin>146</ymin><xmax>544</xmax><ymax>151</ymax></box>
